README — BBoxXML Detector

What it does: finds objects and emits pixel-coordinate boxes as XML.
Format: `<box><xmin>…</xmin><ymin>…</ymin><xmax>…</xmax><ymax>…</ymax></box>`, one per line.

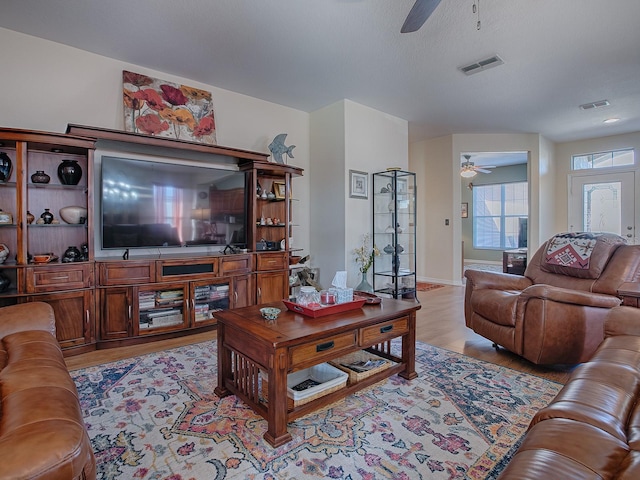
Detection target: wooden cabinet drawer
<box><xmin>289</xmin><ymin>331</ymin><xmax>357</xmax><ymax>370</ymax></box>
<box><xmin>360</xmin><ymin>317</ymin><xmax>409</xmax><ymax>346</ymax></box>
<box><xmin>220</xmin><ymin>254</ymin><xmax>252</xmax><ymax>275</ymax></box>
<box><xmin>156</xmin><ymin>257</ymin><xmax>218</xmax><ymax>282</ymax></box>
<box><xmin>26</xmin><ymin>264</ymin><xmax>94</xmax><ymax>293</ymax></box>
<box><xmin>98</xmin><ymin>260</ymin><xmax>155</xmax><ymax>286</ymax></box>
<box><xmin>255</xmin><ymin>252</ymin><xmax>287</xmax><ymax>271</ymax></box>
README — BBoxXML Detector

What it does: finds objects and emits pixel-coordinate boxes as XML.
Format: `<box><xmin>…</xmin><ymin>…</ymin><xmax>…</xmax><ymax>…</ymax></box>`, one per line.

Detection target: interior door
<box><xmin>569</xmin><ymin>171</ymin><xmax>636</xmax><ymax>243</ymax></box>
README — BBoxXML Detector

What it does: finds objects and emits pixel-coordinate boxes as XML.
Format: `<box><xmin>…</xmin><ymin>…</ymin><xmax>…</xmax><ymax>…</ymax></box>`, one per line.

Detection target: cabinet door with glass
<box><xmin>136</xmin><ymin>283</ymin><xmax>188</xmax><ymax>334</ymax></box>
<box><xmin>372</xmin><ymin>170</ymin><xmax>417</xmax><ymax>299</ymax></box>
<box><xmin>190</xmin><ymin>279</ymin><xmax>230</xmax><ymax>326</ymax></box>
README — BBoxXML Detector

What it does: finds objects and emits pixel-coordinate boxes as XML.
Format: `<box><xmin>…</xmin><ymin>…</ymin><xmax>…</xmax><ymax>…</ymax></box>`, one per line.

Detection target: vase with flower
<box><xmin>353</xmin><ymin>233</ymin><xmax>380</xmax><ymax>293</ymax></box>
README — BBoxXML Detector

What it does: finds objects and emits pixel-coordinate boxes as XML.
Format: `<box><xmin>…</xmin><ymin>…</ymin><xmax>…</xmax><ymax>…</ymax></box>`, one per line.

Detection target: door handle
<box><xmin>316</xmin><ymin>341</ymin><xmax>334</xmax><ymax>352</ymax></box>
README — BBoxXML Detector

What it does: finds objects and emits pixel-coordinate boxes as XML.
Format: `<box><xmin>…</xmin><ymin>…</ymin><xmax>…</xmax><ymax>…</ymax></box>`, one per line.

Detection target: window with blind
<box><xmin>473</xmin><ymin>182</ymin><xmax>528</xmax><ymax>249</ymax></box>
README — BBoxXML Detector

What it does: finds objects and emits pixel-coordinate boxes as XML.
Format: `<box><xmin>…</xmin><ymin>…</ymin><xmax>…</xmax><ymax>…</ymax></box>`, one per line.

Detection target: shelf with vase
<box><xmin>372</xmin><ymin>169</ymin><xmax>417</xmax><ymax>300</ymax></box>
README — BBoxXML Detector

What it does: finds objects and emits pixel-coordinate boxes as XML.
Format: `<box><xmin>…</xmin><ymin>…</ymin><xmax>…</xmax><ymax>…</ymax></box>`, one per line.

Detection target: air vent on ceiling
<box><xmin>579</xmin><ymin>100</ymin><xmax>610</xmax><ymax>110</ymax></box>
<box><xmin>458</xmin><ymin>55</ymin><xmax>504</xmax><ymax>76</ymax></box>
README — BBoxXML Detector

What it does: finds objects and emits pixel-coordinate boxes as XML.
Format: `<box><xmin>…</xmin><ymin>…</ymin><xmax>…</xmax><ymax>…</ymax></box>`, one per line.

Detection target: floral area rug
<box><xmin>72</xmin><ymin>341</ymin><xmax>562</xmax><ymax>480</ymax></box>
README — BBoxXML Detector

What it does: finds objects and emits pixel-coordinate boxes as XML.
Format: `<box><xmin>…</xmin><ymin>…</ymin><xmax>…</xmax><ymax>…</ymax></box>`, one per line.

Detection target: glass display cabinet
<box><xmin>372</xmin><ymin>170</ymin><xmax>416</xmax><ymax>299</ymax></box>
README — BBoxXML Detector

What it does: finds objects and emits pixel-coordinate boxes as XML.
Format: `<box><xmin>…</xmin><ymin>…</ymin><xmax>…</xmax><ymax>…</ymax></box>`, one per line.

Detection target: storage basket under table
<box><xmin>329</xmin><ymin>350</ymin><xmax>393</xmax><ymax>385</ymax></box>
<box><xmin>261</xmin><ymin>363</ymin><xmax>348</xmax><ymax>410</ymax></box>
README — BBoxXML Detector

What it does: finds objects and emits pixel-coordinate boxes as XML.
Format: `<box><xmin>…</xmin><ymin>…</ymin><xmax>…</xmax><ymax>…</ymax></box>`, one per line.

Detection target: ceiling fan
<box><xmin>401</xmin><ymin>0</ymin><xmax>443</xmax><ymax>33</ymax></box>
<box><xmin>460</xmin><ymin>155</ymin><xmax>495</xmax><ymax>177</ymax></box>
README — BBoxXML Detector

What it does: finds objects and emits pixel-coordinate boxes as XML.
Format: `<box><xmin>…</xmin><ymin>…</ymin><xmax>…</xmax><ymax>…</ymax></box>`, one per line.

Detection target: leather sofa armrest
<box><xmin>0</xmin><ymin>302</ymin><xmax>56</xmax><ymax>339</ymax></box>
<box><xmin>605</xmin><ymin>306</ymin><xmax>640</xmax><ymax>337</ymax></box>
<box><xmin>520</xmin><ymin>284</ymin><xmax>622</xmax><ymax>308</ymax></box>
<box><xmin>464</xmin><ymin>269</ymin><xmax>533</xmax><ymax>291</ymax></box>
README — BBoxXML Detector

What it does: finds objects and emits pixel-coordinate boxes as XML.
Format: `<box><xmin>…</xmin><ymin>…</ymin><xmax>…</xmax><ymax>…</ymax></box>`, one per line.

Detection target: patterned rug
<box><xmin>415</xmin><ymin>282</ymin><xmax>445</xmax><ymax>291</ymax></box>
<box><xmin>72</xmin><ymin>341</ymin><xmax>562</xmax><ymax>480</ymax></box>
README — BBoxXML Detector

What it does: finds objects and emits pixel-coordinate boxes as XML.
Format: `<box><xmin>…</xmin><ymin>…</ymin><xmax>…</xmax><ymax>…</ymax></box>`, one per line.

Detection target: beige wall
<box><xmin>0</xmin><ymin>27</ymin><xmax>315</xmax><ymax>258</ymax></box>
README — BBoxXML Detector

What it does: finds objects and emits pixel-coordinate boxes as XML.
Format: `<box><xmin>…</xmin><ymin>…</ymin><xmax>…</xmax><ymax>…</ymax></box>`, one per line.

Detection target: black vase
<box><xmin>57</xmin><ymin>159</ymin><xmax>82</xmax><ymax>185</ymax></box>
<box><xmin>62</xmin><ymin>245</ymin><xmax>82</xmax><ymax>263</ymax></box>
<box><xmin>0</xmin><ymin>151</ymin><xmax>12</xmax><ymax>182</ymax></box>
<box><xmin>41</xmin><ymin>208</ymin><xmax>54</xmax><ymax>224</ymax></box>
<box><xmin>31</xmin><ymin>170</ymin><xmax>51</xmax><ymax>184</ymax></box>
<box><xmin>0</xmin><ymin>272</ymin><xmax>11</xmax><ymax>293</ymax></box>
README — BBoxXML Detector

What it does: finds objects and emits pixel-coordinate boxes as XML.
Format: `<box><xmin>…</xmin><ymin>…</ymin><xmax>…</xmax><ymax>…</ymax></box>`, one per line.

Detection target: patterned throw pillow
<box><xmin>541</xmin><ymin>232</ymin><xmax>626</xmax><ymax>279</ymax></box>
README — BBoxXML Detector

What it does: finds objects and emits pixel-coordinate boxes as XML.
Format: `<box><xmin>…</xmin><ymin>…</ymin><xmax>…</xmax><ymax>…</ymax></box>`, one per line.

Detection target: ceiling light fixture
<box><xmin>603</xmin><ymin>118</ymin><xmax>620</xmax><ymax>124</ymax></box>
<box><xmin>460</xmin><ymin>168</ymin><xmax>477</xmax><ymax>178</ymax></box>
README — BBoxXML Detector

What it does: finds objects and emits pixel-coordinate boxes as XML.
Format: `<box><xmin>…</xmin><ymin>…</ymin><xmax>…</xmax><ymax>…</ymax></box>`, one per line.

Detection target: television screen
<box><xmin>101</xmin><ymin>155</ymin><xmax>247</xmax><ymax>249</ymax></box>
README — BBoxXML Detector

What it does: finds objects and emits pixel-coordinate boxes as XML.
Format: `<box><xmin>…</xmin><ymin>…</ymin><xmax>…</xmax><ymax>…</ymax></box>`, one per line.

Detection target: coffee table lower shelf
<box><xmin>214</xmin><ymin>299</ymin><xmax>420</xmax><ymax>447</ymax></box>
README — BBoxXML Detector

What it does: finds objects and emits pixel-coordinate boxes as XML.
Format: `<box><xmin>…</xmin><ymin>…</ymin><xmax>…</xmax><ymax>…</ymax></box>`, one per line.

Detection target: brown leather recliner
<box><xmin>464</xmin><ymin>232</ymin><xmax>640</xmax><ymax>364</ymax></box>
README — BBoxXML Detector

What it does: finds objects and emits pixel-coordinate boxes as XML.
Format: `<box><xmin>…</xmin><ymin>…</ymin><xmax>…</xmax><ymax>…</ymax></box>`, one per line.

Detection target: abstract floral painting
<box><xmin>123</xmin><ymin>70</ymin><xmax>217</xmax><ymax>144</ymax></box>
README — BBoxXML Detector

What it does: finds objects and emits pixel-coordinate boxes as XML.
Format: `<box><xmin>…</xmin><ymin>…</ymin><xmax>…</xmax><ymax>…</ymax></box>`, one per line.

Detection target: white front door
<box><xmin>568</xmin><ymin>171</ymin><xmax>636</xmax><ymax>243</ymax></box>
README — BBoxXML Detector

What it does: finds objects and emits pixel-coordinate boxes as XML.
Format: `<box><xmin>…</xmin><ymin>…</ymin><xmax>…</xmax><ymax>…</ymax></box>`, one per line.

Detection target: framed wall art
<box><xmin>349</xmin><ymin>170</ymin><xmax>368</xmax><ymax>199</ymax></box>
<box><xmin>461</xmin><ymin>202</ymin><xmax>469</xmax><ymax>218</ymax></box>
<box><xmin>122</xmin><ymin>70</ymin><xmax>217</xmax><ymax>144</ymax></box>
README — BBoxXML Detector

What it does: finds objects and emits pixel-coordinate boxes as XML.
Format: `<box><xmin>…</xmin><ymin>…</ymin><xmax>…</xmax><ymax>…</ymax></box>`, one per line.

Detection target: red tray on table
<box><xmin>282</xmin><ymin>296</ymin><xmax>367</xmax><ymax>318</ymax></box>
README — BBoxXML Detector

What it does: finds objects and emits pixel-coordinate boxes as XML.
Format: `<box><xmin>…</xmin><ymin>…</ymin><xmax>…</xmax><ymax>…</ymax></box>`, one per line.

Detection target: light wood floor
<box><xmin>65</xmin><ymin>285</ymin><xmax>573</xmax><ymax>384</ymax></box>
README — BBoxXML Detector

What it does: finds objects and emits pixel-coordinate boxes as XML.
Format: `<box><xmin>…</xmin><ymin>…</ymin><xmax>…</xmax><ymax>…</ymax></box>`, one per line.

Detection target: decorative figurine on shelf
<box><xmin>31</xmin><ymin>170</ymin><xmax>51</xmax><ymax>184</ymax></box>
<box><xmin>40</xmin><ymin>208</ymin><xmax>54</xmax><ymax>224</ymax></box>
<box><xmin>57</xmin><ymin>159</ymin><xmax>82</xmax><ymax>185</ymax></box>
<box><xmin>26</xmin><ymin>211</ymin><xmax>35</xmax><ymax>224</ymax></box>
<box><xmin>268</xmin><ymin>133</ymin><xmax>295</xmax><ymax>164</ymax></box>
<box><xmin>0</xmin><ymin>272</ymin><xmax>10</xmax><ymax>292</ymax></box>
<box><xmin>62</xmin><ymin>245</ymin><xmax>82</xmax><ymax>263</ymax></box>
<box><xmin>0</xmin><ymin>243</ymin><xmax>9</xmax><ymax>264</ymax></box>
<box><xmin>0</xmin><ymin>209</ymin><xmax>12</xmax><ymax>224</ymax></box>
<box><xmin>0</xmin><ymin>152</ymin><xmax>12</xmax><ymax>182</ymax></box>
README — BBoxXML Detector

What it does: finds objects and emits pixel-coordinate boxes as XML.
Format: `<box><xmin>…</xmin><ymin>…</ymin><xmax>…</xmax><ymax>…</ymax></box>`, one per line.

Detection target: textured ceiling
<box><xmin>1</xmin><ymin>0</ymin><xmax>640</xmax><ymax>144</ymax></box>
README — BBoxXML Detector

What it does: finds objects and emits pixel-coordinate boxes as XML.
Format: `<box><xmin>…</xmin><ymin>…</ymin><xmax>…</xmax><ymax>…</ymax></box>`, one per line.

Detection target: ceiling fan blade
<box><xmin>476</xmin><ymin>168</ymin><xmax>493</xmax><ymax>174</ymax></box>
<box><xmin>401</xmin><ymin>0</ymin><xmax>442</xmax><ymax>33</ymax></box>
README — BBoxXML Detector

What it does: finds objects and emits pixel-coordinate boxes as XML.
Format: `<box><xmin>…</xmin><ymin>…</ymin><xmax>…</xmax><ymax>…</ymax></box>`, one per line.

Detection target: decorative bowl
<box><xmin>33</xmin><ymin>254</ymin><xmax>54</xmax><ymax>264</ymax></box>
<box><xmin>59</xmin><ymin>206</ymin><xmax>88</xmax><ymax>224</ymax></box>
<box><xmin>260</xmin><ymin>307</ymin><xmax>281</xmax><ymax>321</ymax></box>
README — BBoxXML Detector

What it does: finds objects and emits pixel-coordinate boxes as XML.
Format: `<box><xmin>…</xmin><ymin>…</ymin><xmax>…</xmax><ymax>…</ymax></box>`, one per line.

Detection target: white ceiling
<box><xmin>2</xmin><ymin>0</ymin><xmax>640</xmax><ymax>144</ymax></box>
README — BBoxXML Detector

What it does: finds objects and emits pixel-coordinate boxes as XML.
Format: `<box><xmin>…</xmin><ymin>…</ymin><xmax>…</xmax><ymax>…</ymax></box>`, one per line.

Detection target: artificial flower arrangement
<box><xmin>353</xmin><ymin>233</ymin><xmax>380</xmax><ymax>274</ymax></box>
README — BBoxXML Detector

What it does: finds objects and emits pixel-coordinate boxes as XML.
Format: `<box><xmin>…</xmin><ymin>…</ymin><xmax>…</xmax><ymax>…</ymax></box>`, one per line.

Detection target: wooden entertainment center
<box><xmin>0</xmin><ymin>125</ymin><xmax>303</xmax><ymax>355</ymax></box>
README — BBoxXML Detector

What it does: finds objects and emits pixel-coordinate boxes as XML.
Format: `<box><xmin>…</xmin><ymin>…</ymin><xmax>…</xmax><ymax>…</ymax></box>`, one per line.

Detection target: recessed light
<box><xmin>603</xmin><ymin>118</ymin><xmax>620</xmax><ymax>124</ymax></box>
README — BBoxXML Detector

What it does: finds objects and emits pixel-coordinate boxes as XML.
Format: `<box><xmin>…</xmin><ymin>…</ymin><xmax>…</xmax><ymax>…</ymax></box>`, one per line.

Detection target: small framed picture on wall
<box><xmin>461</xmin><ymin>202</ymin><xmax>468</xmax><ymax>218</ymax></box>
<box><xmin>349</xmin><ymin>170</ymin><xmax>368</xmax><ymax>199</ymax></box>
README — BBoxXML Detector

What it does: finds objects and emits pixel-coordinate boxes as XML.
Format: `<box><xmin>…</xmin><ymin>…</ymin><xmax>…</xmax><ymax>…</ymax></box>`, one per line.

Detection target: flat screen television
<box><xmin>101</xmin><ymin>155</ymin><xmax>247</xmax><ymax>249</ymax></box>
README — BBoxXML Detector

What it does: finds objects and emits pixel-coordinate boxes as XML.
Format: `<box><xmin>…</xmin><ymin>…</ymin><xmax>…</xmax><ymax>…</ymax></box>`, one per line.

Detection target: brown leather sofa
<box><xmin>465</xmin><ymin>232</ymin><xmax>640</xmax><ymax>364</ymax></box>
<box><xmin>0</xmin><ymin>302</ymin><xmax>96</xmax><ymax>480</ymax></box>
<box><xmin>499</xmin><ymin>306</ymin><xmax>640</xmax><ymax>479</ymax></box>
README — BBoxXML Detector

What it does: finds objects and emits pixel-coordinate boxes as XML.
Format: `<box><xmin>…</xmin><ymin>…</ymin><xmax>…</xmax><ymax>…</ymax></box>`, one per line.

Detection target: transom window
<box><xmin>473</xmin><ymin>182</ymin><xmax>528</xmax><ymax>250</ymax></box>
<box><xmin>572</xmin><ymin>149</ymin><xmax>634</xmax><ymax>170</ymax></box>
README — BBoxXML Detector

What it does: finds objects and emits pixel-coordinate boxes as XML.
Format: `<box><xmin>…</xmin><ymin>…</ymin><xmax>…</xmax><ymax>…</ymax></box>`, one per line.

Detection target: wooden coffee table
<box><xmin>214</xmin><ymin>297</ymin><xmax>420</xmax><ymax>447</ymax></box>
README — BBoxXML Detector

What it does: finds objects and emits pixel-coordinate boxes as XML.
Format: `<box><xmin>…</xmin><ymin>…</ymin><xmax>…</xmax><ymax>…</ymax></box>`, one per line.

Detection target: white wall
<box><xmin>0</xmin><ymin>27</ymin><xmax>311</xmax><ymax>259</ymax></box>
<box><xmin>309</xmin><ymin>102</ymin><xmax>346</xmax><ymax>285</ymax></box>
<box><xmin>309</xmin><ymin>100</ymin><xmax>408</xmax><ymax>288</ymax></box>
<box><xmin>344</xmin><ymin>101</ymin><xmax>408</xmax><ymax>286</ymax></box>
